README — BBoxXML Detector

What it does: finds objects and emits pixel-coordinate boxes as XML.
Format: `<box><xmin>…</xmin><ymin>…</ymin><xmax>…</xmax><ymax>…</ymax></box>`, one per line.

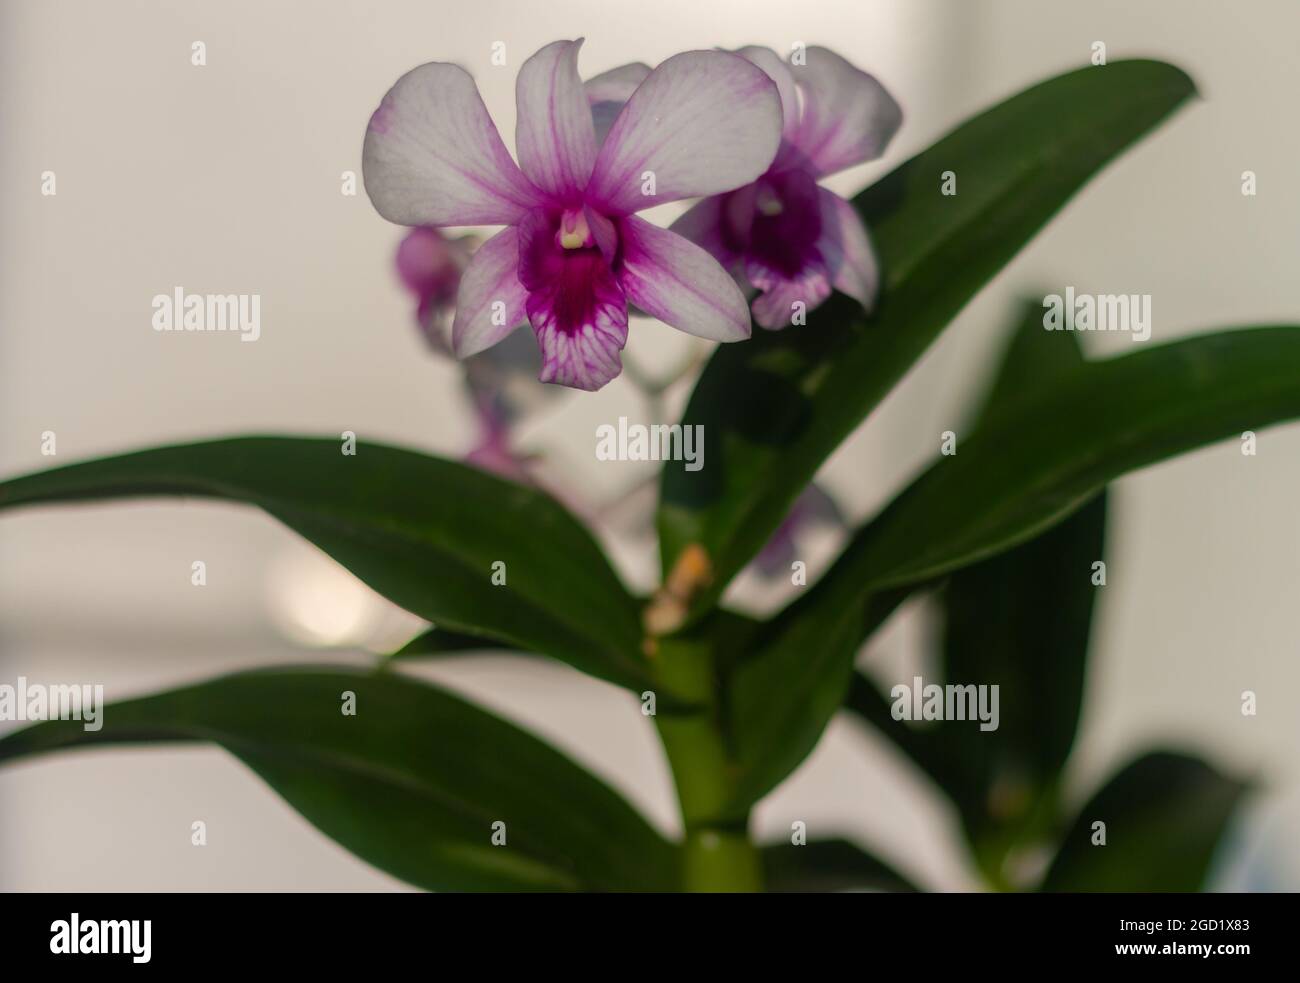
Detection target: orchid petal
<box><xmin>815</xmin><ymin>187</ymin><xmax>879</xmax><ymax>308</ymax></box>
<box><xmin>532</xmin><ymin>312</ymin><xmax>628</xmax><ymax>391</ymax></box>
<box><xmin>452</xmin><ymin>227</ymin><xmax>529</xmax><ymax>358</ymax></box>
<box><xmin>396</xmin><ymin>226</ymin><xmax>463</xmax><ymax>296</ymax></box>
<box><xmin>789</xmin><ymin>46</ymin><xmax>902</xmax><ymax>176</ymax></box>
<box><xmin>668</xmin><ymin>195</ymin><xmax>743</xmax><ymax>273</ymax></box>
<box><xmin>747</xmin><ymin>256</ymin><xmax>833</xmax><ymax>331</ymax></box>
<box><xmin>515</xmin><ymin>40</ymin><xmax>600</xmax><ymax>201</ymax></box>
<box><xmin>363</xmin><ymin>62</ymin><xmax>541</xmax><ymax>226</ymax></box>
<box><xmin>618</xmin><ymin>216</ymin><xmax>751</xmax><ymax>343</ymax></box>
<box><xmin>799</xmin><ymin>481</ymin><xmax>846</xmax><ymax>527</ymax></box>
<box><xmin>735</xmin><ymin>45</ymin><xmax>799</xmax><ymax>143</ymax></box>
<box><xmin>754</xmin><ymin>483</ymin><xmax>843</xmax><ymax>578</ymax></box>
<box><xmin>585</xmin><ymin>62</ymin><xmax>651</xmax><ymax>145</ymax></box>
<box><xmin>586</xmin><ymin>51</ymin><xmax>781</xmax><ymax>215</ymax></box>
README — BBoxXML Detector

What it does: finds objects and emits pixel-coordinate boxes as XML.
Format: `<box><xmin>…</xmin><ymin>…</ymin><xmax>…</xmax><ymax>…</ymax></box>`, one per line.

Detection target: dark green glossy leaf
<box><xmin>389</xmin><ymin>625</ymin><xmax>523</xmax><ymax>659</ymax></box>
<box><xmin>391</xmin><ymin>606</ymin><xmax>763</xmax><ymax>665</ymax></box>
<box><xmin>0</xmin><ymin>437</ymin><xmax>660</xmax><ymax>697</ymax></box>
<box><xmin>658</xmin><ymin>59</ymin><xmax>1195</xmax><ymax>619</ymax></box>
<box><xmin>1041</xmin><ymin>751</ymin><xmax>1248</xmax><ymax>892</ymax></box>
<box><xmin>814</xmin><ymin>325</ymin><xmax>1300</xmax><ymax>597</ymax></box>
<box><xmin>853</xmin><ymin>306</ymin><xmax>1106</xmax><ymax>882</ymax></box>
<box><xmin>730</xmin><ymin>320</ymin><xmax>1300</xmax><ymax>813</ymax></box>
<box><xmin>0</xmin><ymin>668</ymin><xmax>678</xmax><ymax>891</ymax></box>
<box><xmin>763</xmin><ymin>839</ymin><xmax>919</xmax><ymax>893</ymax></box>
<box><xmin>939</xmin><ymin>493</ymin><xmax>1105</xmax><ymax>856</ymax></box>
<box><xmin>846</xmin><ymin>506</ymin><xmax>1105</xmax><ymax>889</ymax></box>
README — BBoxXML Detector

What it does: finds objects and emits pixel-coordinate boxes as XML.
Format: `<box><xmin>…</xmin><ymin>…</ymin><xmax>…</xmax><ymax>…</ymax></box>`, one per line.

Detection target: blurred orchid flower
<box><xmin>672</xmin><ymin>46</ymin><xmax>902</xmax><ymax>329</ymax></box>
<box><xmin>393</xmin><ymin>226</ymin><xmax>546</xmax><ymax>483</ymax></box>
<box><xmin>463</xmin><ymin>396</ymin><xmax>533</xmax><ymax>484</ymax></box>
<box><xmin>396</xmin><ymin>226</ymin><xmax>475</xmax><ymax>354</ymax></box>
<box><xmin>397</xmin><ymin>226</ymin><xmax>554</xmax><ymax>416</ymax></box>
<box><xmin>363</xmin><ymin>39</ymin><xmax>783</xmax><ymax>390</ymax></box>
<box><xmin>751</xmin><ymin>483</ymin><xmax>844</xmax><ymax>580</ymax></box>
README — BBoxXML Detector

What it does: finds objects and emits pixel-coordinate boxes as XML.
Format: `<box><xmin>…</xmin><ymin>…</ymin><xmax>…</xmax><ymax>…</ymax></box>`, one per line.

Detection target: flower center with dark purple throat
<box><xmin>518</xmin><ymin>206</ymin><xmax>626</xmax><ymax>338</ymax></box>
<box><xmin>726</xmin><ymin>169</ymin><xmax>824</xmax><ymax>278</ymax></box>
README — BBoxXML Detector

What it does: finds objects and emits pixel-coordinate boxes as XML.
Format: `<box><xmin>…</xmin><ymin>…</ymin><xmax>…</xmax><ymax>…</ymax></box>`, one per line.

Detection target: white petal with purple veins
<box><xmin>618</xmin><ymin>215</ymin><xmax>752</xmax><ymax>342</ymax></box>
<box><xmin>363</xmin><ymin>62</ymin><xmax>542</xmax><ymax>226</ymax></box>
<box><xmin>789</xmin><ymin>46</ymin><xmax>902</xmax><ymax>177</ymax></box>
<box><xmin>530</xmin><ymin>293</ymin><xmax>629</xmax><ymax>391</ymax></box>
<box><xmin>452</xmin><ymin>227</ymin><xmax>530</xmax><ymax>358</ymax></box>
<box><xmin>515</xmin><ymin>40</ymin><xmax>600</xmax><ymax>202</ymax></box>
<box><xmin>586</xmin><ymin>50</ymin><xmax>782</xmax><ymax>215</ymax></box>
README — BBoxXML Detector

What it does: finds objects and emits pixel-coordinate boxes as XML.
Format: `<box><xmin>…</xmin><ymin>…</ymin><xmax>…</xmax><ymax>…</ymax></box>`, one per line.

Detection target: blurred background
<box><xmin>2</xmin><ymin>0</ymin><xmax>1298</xmax><ymax>890</ymax></box>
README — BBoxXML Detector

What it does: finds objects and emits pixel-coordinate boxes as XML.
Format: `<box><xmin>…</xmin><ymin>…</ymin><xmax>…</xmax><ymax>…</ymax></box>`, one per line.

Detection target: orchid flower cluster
<box><xmin>366</xmin><ymin>39</ymin><xmax>902</xmax><ymax>392</ymax></box>
<box><xmin>373</xmin><ymin>40</ymin><xmax>897</xmax><ymax>572</ymax></box>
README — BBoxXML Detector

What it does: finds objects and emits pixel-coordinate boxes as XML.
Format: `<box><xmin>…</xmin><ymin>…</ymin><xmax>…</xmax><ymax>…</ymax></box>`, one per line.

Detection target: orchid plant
<box><xmin>0</xmin><ymin>42</ymin><xmax>1290</xmax><ymax>892</ymax></box>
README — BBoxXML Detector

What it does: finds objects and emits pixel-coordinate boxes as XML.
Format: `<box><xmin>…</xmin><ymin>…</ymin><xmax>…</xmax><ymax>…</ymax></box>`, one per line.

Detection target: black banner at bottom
<box><xmin>0</xmin><ymin>891</ymin><xmax>1283</xmax><ymax>969</ymax></box>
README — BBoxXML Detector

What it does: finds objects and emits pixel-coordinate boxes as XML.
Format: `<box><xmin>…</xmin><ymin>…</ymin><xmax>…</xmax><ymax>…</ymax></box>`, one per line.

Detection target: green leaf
<box><xmin>854</xmin><ymin>305</ymin><xmax>1107</xmax><ymax>881</ymax></box>
<box><xmin>0</xmin><ymin>668</ymin><xmax>678</xmax><ymax>891</ymax></box>
<box><xmin>814</xmin><ymin>325</ymin><xmax>1300</xmax><ymax>597</ymax></box>
<box><xmin>978</xmin><ymin>295</ymin><xmax>1094</xmax><ymax>409</ymax></box>
<box><xmin>731</xmin><ymin>320</ymin><xmax>1300</xmax><ymax>813</ymax></box>
<box><xmin>941</xmin><ymin>496</ymin><xmax>1104</xmax><ymax>841</ymax></box>
<box><xmin>658</xmin><ymin>59</ymin><xmax>1195</xmax><ymax>618</ymax></box>
<box><xmin>846</xmin><ymin>671</ymin><xmax>962</xmax><ymax>790</ymax></box>
<box><xmin>847</xmin><ymin>494</ymin><xmax>1106</xmax><ymax>888</ymax></box>
<box><xmin>0</xmin><ymin>437</ymin><xmax>661</xmax><ymax>697</ymax></box>
<box><xmin>762</xmin><ymin>839</ymin><xmax>919</xmax><ymax>893</ymax></box>
<box><xmin>1040</xmin><ymin>751</ymin><xmax>1248</xmax><ymax>892</ymax></box>
<box><xmin>723</xmin><ymin>590</ymin><xmax>907</xmax><ymax>812</ymax></box>
<box><xmin>389</xmin><ymin>626</ymin><xmax>523</xmax><ymax>659</ymax></box>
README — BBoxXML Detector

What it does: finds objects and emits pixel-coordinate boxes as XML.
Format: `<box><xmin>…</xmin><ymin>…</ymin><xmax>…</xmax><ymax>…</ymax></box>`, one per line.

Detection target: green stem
<box><xmin>681</xmin><ymin>828</ymin><xmax>762</xmax><ymax>892</ymax></box>
<box><xmin>651</xmin><ymin>632</ymin><xmax>762</xmax><ymax>892</ymax></box>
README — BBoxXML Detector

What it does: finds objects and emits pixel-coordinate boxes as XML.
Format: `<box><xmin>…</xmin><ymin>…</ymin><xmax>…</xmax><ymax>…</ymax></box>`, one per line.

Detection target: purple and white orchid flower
<box><xmin>396</xmin><ymin>226</ymin><xmax>475</xmax><ymax>353</ymax></box>
<box><xmin>363</xmin><ymin>39</ymin><xmax>783</xmax><ymax>390</ymax></box>
<box><xmin>392</xmin><ymin>227</ymin><xmax>547</xmax><ymax>484</ymax></box>
<box><xmin>672</xmin><ymin>46</ymin><xmax>902</xmax><ymax>330</ymax></box>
